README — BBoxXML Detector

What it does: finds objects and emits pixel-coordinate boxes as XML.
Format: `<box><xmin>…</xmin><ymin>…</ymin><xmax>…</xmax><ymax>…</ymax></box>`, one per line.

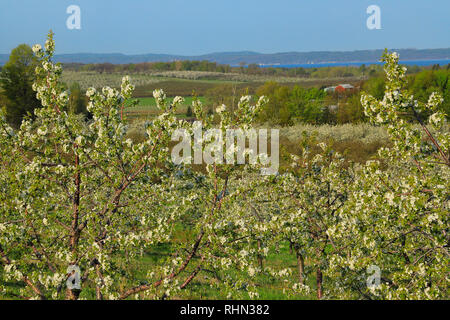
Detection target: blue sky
<box><xmin>0</xmin><ymin>0</ymin><xmax>449</xmax><ymax>55</ymax></box>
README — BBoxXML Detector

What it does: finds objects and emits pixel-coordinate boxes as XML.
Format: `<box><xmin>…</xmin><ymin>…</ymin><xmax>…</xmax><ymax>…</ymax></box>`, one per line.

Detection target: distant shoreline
<box><xmin>235</xmin><ymin>59</ymin><xmax>450</xmax><ymax>69</ymax></box>
<box><xmin>1</xmin><ymin>49</ymin><xmax>449</xmax><ymax>67</ymax></box>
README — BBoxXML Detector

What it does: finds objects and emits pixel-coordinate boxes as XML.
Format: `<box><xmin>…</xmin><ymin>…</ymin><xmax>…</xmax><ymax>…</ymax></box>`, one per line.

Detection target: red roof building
<box><xmin>334</xmin><ymin>85</ymin><xmax>346</xmax><ymax>93</ymax></box>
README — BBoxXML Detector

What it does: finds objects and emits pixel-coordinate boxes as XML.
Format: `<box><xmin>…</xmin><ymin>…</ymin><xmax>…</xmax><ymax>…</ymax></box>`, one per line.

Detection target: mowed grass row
<box><xmin>128</xmin><ymin>233</ymin><xmax>316</xmax><ymax>300</ymax></box>
<box><xmin>130</xmin><ymin>96</ymin><xmax>206</xmax><ymax>110</ymax></box>
<box><xmin>124</xmin><ymin>96</ymin><xmax>207</xmax><ymax>121</ymax></box>
<box><xmin>133</xmin><ymin>79</ymin><xmax>253</xmax><ymax>98</ymax></box>
<box><xmin>0</xmin><ymin>223</ymin><xmax>316</xmax><ymax>299</ymax></box>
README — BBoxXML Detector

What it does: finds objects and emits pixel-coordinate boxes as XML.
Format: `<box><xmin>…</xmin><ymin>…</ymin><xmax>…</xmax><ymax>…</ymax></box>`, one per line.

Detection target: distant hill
<box><xmin>1</xmin><ymin>48</ymin><xmax>449</xmax><ymax>66</ymax></box>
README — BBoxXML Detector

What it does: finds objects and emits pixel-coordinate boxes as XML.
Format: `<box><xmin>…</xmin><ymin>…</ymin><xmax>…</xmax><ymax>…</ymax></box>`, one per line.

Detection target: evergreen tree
<box><xmin>0</xmin><ymin>44</ymin><xmax>41</xmax><ymax>127</ymax></box>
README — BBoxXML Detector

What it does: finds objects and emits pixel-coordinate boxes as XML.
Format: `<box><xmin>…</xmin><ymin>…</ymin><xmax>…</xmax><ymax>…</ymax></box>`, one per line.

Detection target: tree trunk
<box><xmin>257</xmin><ymin>239</ymin><xmax>264</xmax><ymax>270</ymax></box>
<box><xmin>66</xmin><ymin>288</ymin><xmax>81</xmax><ymax>300</ymax></box>
<box><xmin>316</xmin><ymin>267</ymin><xmax>323</xmax><ymax>299</ymax></box>
<box><xmin>296</xmin><ymin>250</ymin><xmax>305</xmax><ymax>285</ymax></box>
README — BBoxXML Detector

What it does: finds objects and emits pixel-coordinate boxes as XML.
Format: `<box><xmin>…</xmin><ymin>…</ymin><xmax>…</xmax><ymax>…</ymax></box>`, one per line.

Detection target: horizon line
<box><xmin>1</xmin><ymin>47</ymin><xmax>450</xmax><ymax>57</ymax></box>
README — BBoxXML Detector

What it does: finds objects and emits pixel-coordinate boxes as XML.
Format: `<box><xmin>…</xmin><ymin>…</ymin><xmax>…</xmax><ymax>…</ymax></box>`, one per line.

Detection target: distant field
<box><xmin>148</xmin><ymin>70</ymin><xmax>365</xmax><ymax>84</ymax></box>
<box><xmin>61</xmin><ymin>69</ymin><xmax>363</xmax><ymax>122</ymax></box>
<box><xmin>126</xmin><ymin>96</ymin><xmax>206</xmax><ymax>112</ymax></box>
<box><xmin>124</xmin><ymin>96</ymin><xmax>207</xmax><ymax>121</ymax></box>
<box><xmin>133</xmin><ymin>96</ymin><xmax>206</xmax><ymax>108</ymax></box>
<box><xmin>62</xmin><ymin>71</ymin><xmax>161</xmax><ymax>90</ymax></box>
<box><xmin>62</xmin><ymin>70</ymin><xmax>363</xmax><ymax>94</ymax></box>
<box><xmin>133</xmin><ymin>80</ymin><xmax>234</xmax><ymax>97</ymax></box>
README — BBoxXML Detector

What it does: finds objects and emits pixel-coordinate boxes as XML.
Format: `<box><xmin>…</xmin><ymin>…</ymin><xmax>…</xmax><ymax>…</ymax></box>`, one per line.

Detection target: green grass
<box><xmin>132</xmin><ymin>79</ymin><xmax>241</xmax><ymax>97</ymax></box>
<box><xmin>123</xmin><ymin>96</ymin><xmax>207</xmax><ymax>121</ymax></box>
<box><xmin>152</xmin><ymin>76</ymin><xmax>244</xmax><ymax>85</ymax></box>
<box><xmin>132</xmin><ymin>96</ymin><xmax>206</xmax><ymax>109</ymax></box>
<box><xmin>135</xmin><ymin>224</ymin><xmax>315</xmax><ymax>300</ymax></box>
<box><xmin>126</xmin><ymin>239</ymin><xmax>316</xmax><ymax>300</ymax></box>
<box><xmin>0</xmin><ymin>237</ymin><xmax>317</xmax><ymax>300</ymax></box>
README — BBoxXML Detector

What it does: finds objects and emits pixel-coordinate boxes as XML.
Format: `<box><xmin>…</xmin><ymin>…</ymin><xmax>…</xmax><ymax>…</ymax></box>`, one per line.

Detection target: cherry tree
<box><xmin>271</xmin><ymin>144</ymin><xmax>353</xmax><ymax>299</ymax></box>
<box><xmin>326</xmin><ymin>51</ymin><xmax>449</xmax><ymax>299</ymax></box>
<box><xmin>0</xmin><ymin>32</ymin><xmax>185</xmax><ymax>299</ymax></box>
<box><xmin>118</xmin><ymin>92</ymin><xmax>272</xmax><ymax>300</ymax></box>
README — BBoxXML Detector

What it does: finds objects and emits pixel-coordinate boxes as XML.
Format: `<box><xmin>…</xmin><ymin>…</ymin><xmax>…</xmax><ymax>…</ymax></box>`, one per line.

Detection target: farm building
<box><xmin>324</xmin><ymin>84</ymin><xmax>355</xmax><ymax>93</ymax></box>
